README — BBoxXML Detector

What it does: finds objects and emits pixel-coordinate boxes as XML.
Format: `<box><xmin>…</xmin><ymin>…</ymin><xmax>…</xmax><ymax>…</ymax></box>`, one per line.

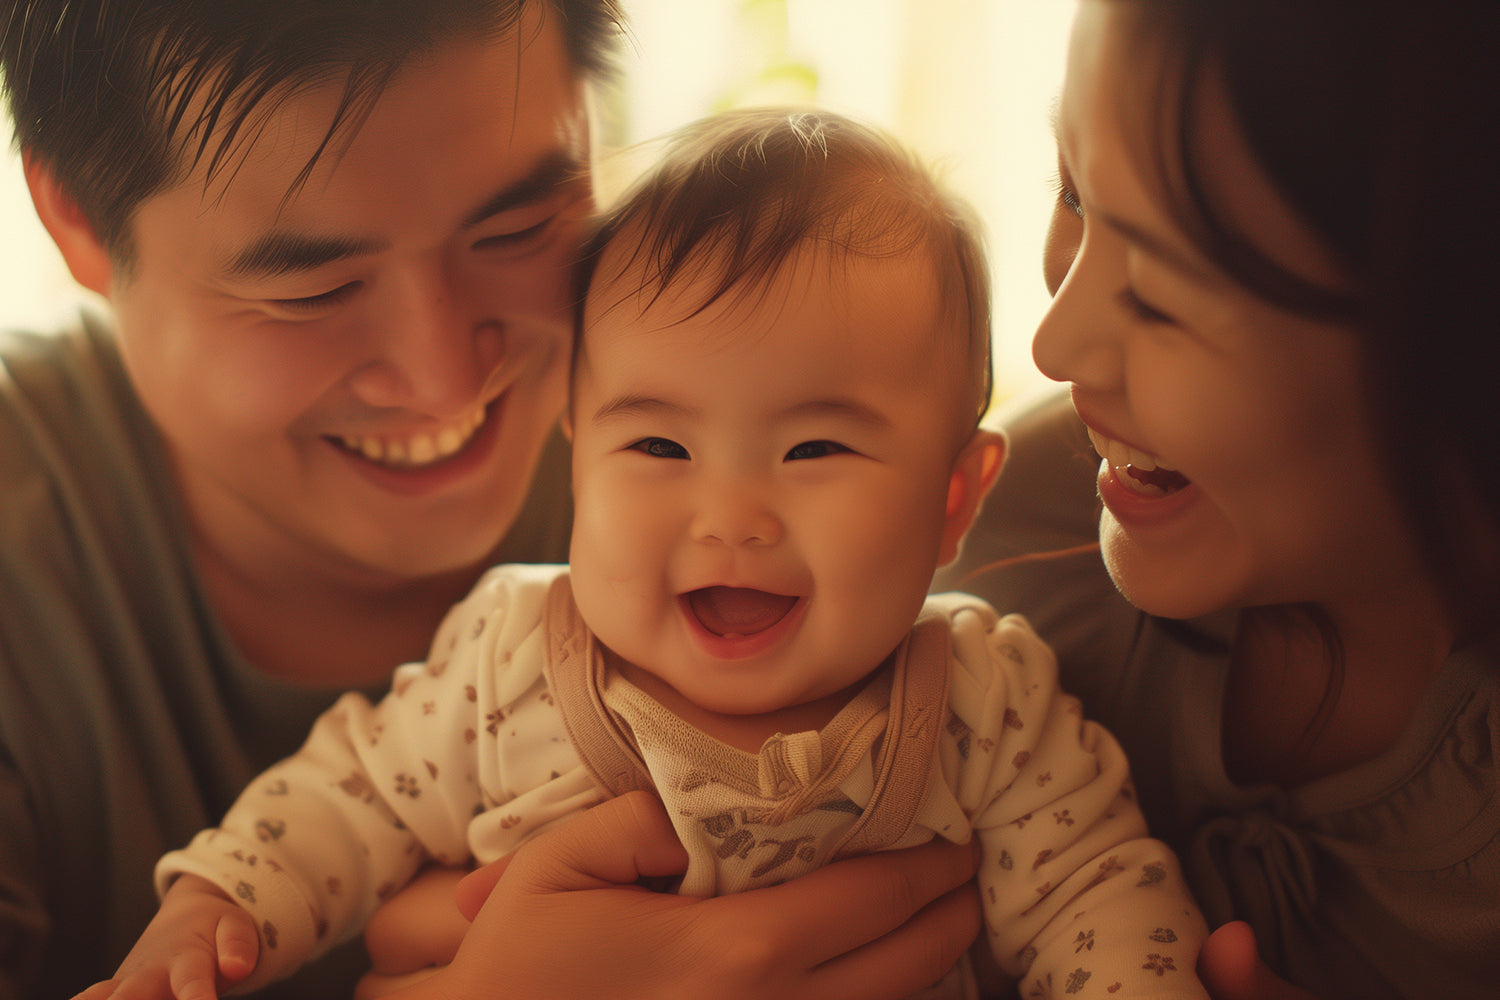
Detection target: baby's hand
<box><xmin>71</xmin><ymin>874</ymin><xmax>260</xmax><ymax>1000</ymax></box>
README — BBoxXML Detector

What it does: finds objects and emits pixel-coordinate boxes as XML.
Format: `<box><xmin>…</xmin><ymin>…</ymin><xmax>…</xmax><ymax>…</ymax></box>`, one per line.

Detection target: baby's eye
<box><xmin>785</xmin><ymin>440</ymin><xmax>849</xmax><ymax>461</ymax></box>
<box><xmin>630</xmin><ymin>437</ymin><xmax>689</xmax><ymax>459</ymax></box>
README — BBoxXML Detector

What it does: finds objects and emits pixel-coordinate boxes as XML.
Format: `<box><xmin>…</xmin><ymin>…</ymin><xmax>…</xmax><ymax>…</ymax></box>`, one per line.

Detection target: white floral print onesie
<box><xmin>158</xmin><ymin>564</ymin><xmax>1209</xmax><ymax>998</ymax></box>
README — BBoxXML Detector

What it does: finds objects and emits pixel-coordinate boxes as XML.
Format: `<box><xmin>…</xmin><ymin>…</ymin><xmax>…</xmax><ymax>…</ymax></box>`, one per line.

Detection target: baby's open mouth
<box><xmin>686</xmin><ymin>586</ymin><xmax>798</xmax><ymax>639</ymax></box>
<box><xmin>1086</xmin><ymin>427</ymin><xmax>1190</xmax><ymax>497</ymax></box>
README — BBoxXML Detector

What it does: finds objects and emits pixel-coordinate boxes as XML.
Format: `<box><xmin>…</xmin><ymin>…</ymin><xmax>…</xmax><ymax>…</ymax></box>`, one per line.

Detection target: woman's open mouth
<box><xmin>1087</xmin><ymin>426</ymin><xmax>1190</xmax><ymax>497</ymax></box>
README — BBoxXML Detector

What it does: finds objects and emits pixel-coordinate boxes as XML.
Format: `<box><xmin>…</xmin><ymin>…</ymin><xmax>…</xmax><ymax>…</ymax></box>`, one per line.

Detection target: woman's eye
<box><xmin>1118</xmin><ymin>287</ymin><xmax>1174</xmax><ymax>325</ymax></box>
<box><xmin>630</xmin><ymin>437</ymin><xmax>689</xmax><ymax>459</ymax></box>
<box><xmin>1053</xmin><ymin>175</ymin><xmax>1084</xmax><ymax>220</ymax></box>
<box><xmin>785</xmin><ymin>440</ymin><xmax>849</xmax><ymax>461</ymax></box>
<box><xmin>272</xmin><ymin>282</ymin><xmax>361</xmax><ymax>314</ymax></box>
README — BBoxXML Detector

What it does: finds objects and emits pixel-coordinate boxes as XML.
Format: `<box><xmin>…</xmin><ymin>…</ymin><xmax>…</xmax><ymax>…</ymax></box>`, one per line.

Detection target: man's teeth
<box><xmin>339</xmin><ymin>404</ymin><xmax>487</xmax><ymax>468</ymax></box>
<box><xmin>1086</xmin><ymin>426</ymin><xmax>1158</xmax><ymax>472</ymax></box>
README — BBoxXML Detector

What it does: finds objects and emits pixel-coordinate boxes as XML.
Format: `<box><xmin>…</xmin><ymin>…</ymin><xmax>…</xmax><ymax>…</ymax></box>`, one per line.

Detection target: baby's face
<box><xmin>568</xmin><ymin>244</ymin><xmax>974</xmax><ymax>721</ymax></box>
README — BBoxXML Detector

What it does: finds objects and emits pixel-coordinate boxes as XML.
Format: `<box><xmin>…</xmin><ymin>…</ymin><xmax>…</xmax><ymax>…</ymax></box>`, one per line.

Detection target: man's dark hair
<box><xmin>0</xmin><ymin>0</ymin><xmax>623</xmax><ymax>260</ymax></box>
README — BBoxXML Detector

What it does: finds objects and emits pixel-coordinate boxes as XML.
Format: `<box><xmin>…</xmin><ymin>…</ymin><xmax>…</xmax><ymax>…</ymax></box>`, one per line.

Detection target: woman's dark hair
<box><xmin>0</xmin><ymin>0</ymin><xmax>623</xmax><ymax>263</ymax></box>
<box><xmin>1128</xmin><ymin>0</ymin><xmax>1500</xmax><ymax>648</ymax></box>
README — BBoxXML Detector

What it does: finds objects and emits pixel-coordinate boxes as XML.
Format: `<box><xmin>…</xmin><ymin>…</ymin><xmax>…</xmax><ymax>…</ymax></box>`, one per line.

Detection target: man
<box><xmin>0</xmin><ymin>2</ymin><xmax>977</xmax><ymax>998</ymax></box>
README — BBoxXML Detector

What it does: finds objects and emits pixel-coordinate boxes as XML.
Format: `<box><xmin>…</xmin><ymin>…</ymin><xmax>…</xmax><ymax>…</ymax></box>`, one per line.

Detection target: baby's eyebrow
<box><xmin>778</xmin><ymin>398</ymin><xmax>891</xmax><ymax>429</ymax></box>
<box><xmin>590</xmin><ymin>394</ymin><xmax>698</xmax><ymax>425</ymax></box>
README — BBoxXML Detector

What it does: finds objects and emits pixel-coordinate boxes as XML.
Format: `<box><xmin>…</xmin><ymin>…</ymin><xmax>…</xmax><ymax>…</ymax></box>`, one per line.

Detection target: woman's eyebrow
<box><xmin>1097</xmin><ymin>210</ymin><xmax>1215</xmax><ymax>284</ymax></box>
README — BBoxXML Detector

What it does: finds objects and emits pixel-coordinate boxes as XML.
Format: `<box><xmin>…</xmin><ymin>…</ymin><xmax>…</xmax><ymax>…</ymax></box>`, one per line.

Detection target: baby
<box><xmin>82</xmin><ymin>107</ymin><xmax>1208</xmax><ymax>999</ymax></box>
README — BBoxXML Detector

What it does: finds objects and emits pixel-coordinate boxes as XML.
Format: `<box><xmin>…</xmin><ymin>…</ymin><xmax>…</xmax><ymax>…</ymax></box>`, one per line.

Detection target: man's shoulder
<box><xmin>0</xmin><ymin>314</ymin><xmax>142</xmax><ymax>468</ymax></box>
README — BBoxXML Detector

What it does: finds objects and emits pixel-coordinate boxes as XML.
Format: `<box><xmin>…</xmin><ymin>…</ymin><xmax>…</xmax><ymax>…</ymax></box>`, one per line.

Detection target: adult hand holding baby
<box><xmin>360</xmin><ymin>791</ymin><xmax>982</xmax><ymax>1000</ymax></box>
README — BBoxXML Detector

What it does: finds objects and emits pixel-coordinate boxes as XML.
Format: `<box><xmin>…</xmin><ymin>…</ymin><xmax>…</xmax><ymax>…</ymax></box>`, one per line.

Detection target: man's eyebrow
<box><xmin>223</xmin><ymin>233</ymin><xmax>387</xmax><ymax>280</ymax></box>
<box><xmin>221</xmin><ymin>150</ymin><xmax>587</xmax><ymax>280</ymax></box>
<box><xmin>461</xmin><ymin>150</ymin><xmax>587</xmax><ymax>229</ymax></box>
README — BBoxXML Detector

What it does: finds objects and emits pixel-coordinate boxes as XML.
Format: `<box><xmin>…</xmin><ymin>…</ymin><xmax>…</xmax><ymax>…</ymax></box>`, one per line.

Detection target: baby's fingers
<box><xmin>166</xmin><ymin>946</ymin><xmax>226</xmax><ymax>1000</ymax></box>
<box><xmin>213</xmin><ymin>910</ymin><xmax>259</xmax><ymax>982</ymax></box>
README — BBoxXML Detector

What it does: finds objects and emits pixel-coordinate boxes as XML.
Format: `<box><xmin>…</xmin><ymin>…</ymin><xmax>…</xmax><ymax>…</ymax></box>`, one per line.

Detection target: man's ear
<box><xmin>24</xmin><ymin>155</ymin><xmax>114</xmax><ymax>297</ymax></box>
<box><xmin>938</xmin><ymin>427</ymin><xmax>1006</xmax><ymax>567</ymax></box>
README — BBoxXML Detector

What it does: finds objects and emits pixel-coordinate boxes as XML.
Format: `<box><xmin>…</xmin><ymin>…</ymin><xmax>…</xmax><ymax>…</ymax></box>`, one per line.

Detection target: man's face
<box><xmin>108</xmin><ymin>7</ymin><xmax>591</xmax><ymax>585</ymax></box>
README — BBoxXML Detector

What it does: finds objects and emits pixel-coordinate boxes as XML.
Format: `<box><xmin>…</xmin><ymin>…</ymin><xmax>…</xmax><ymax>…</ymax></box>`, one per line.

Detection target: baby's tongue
<box><xmin>688</xmin><ymin>587</ymin><xmax>797</xmax><ymax>637</ymax></box>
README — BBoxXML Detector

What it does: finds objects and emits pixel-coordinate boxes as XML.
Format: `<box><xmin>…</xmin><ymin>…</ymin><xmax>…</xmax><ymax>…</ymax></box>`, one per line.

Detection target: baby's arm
<box><xmin>71</xmin><ymin>875</ymin><xmax>259</xmax><ymax>1000</ymax></box>
<box><xmin>943</xmin><ymin>604</ymin><xmax>1209</xmax><ymax>998</ymax></box>
<box><xmin>151</xmin><ymin>568</ymin><xmax>567</xmax><ymax>992</ymax></box>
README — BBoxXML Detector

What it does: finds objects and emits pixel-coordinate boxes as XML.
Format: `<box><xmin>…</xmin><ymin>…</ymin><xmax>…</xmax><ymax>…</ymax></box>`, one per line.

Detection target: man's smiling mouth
<box><xmin>332</xmin><ymin>400</ymin><xmax>490</xmax><ymax>469</ymax></box>
<box><xmin>1086</xmin><ymin>426</ymin><xmax>1191</xmax><ymax>497</ymax></box>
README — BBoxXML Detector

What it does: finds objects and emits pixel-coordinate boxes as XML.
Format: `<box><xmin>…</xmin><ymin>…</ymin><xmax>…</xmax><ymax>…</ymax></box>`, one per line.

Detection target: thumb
<box><xmin>454</xmin><ymin>857</ymin><xmax>512</xmax><ymax>923</ymax></box>
<box><xmin>502</xmin><ymin>791</ymin><xmax>690</xmax><ymax>895</ymax></box>
<box><xmin>1198</xmin><ymin>921</ymin><xmax>1320</xmax><ymax>1000</ymax></box>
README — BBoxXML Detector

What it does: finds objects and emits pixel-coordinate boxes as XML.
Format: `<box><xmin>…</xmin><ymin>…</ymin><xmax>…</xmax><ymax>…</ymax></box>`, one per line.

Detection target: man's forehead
<box><xmin>170</xmin><ymin>7</ymin><xmax>574</xmax><ymax>203</ymax></box>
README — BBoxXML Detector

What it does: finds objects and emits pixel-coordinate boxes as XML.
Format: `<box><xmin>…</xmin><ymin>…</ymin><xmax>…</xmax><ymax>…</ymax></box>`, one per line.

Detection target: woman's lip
<box><xmin>678</xmin><ymin>593</ymin><xmax>806</xmax><ymax>661</ymax></box>
<box><xmin>1068</xmin><ymin>394</ymin><xmax>1151</xmax><ymax>458</ymax></box>
<box><xmin>328</xmin><ymin>395</ymin><xmax>506</xmax><ymax>497</ymax></box>
<box><xmin>1096</xmin><ymin>459</ymin><xmax>1198</xmax><ymax>526</ymax></box>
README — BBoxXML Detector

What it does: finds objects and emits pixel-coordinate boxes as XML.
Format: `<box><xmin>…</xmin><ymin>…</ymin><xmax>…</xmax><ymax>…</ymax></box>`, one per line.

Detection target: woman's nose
<box><xmin>1032</xmin><ymin>232</ymin><xmax>1125</xmax><ymax>389</ymax></box>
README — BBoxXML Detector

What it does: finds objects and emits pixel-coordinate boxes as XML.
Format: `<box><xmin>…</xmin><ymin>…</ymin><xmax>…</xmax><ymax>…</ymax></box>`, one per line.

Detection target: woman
<box><xmin>939</xmin><ymin>2</ymin><xmax>1499</xmax><ymax>997</ymax></box>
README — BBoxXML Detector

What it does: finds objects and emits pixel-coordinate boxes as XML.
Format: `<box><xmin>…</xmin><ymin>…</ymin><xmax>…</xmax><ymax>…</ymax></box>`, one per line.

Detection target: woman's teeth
<box><xmin>338</xmin><ymin>403</ymin><xmax>488</xmax><ymax>469</ymax></box>
<box><xmin>1086</xmin><ymin>426</ymin><xmax>1189</xmax><ymax>496</ymax></box>
<box><xmin>1086</xmin><ymin>426</ymin><xmax>1158</xmax><ymax>471</ymax></box>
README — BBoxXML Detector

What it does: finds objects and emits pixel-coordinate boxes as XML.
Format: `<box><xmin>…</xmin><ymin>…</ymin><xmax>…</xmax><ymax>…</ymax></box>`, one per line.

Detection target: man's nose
<box><xmin>347</xmin><ymin>261</ymin><xmax>505</xmax><ymax>415</ymax></box>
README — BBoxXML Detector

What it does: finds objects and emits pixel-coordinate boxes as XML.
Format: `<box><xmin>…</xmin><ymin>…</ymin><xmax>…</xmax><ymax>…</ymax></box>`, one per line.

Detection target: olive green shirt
<box><xmin>0</xmin><ymin>315</ymin><xmax>573</xmax><ymax>999</ymax></box>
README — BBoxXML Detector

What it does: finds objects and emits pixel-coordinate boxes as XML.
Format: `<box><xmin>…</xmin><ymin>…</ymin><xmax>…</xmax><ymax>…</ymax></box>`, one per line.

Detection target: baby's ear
<box><xmin>24</xmin><ymin>155</ymin><xmax>114</xmax><ymax>297</ymax></box>
<box><xmin>938</xmin><ymin>428</ymin><xmax>1006</xmax><ymax>567</ymax></box>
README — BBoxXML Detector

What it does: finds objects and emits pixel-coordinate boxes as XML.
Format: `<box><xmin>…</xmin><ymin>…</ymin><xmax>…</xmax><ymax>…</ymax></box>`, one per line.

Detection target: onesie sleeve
<box><xmin>154</xmin><ymin>565</ymin><xmax>567</xmax><ymax>992</ymax></box>
<box><xmin>938</xmin><ymin>600</ymin><xmax>1209</xmax><ymax>999</ymax></box>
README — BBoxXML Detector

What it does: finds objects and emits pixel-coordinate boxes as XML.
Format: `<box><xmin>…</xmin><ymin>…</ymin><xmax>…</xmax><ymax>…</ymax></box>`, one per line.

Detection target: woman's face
<box><xmin>1035</xmin><ymin>0</ymin><xmax>1430</xmax><ymax>624</ymax></box>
